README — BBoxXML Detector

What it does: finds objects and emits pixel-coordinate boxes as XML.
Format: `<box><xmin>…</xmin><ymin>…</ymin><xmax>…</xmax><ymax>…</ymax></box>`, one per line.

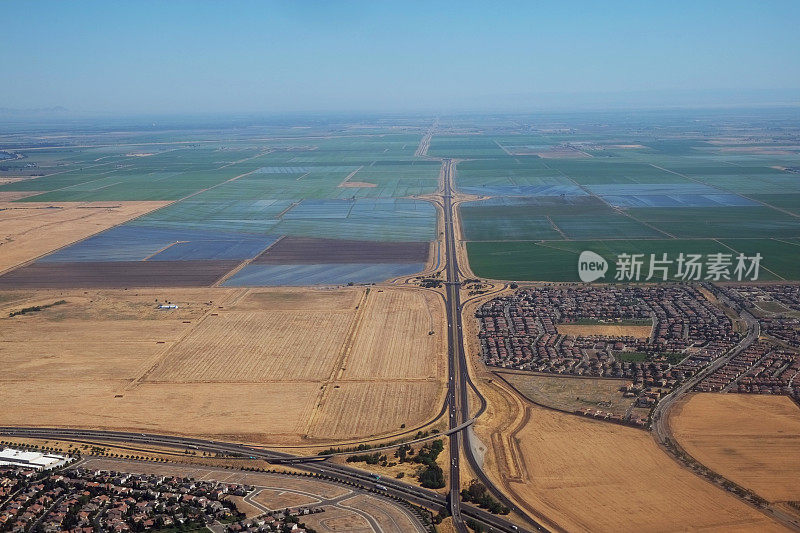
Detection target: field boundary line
<box><xmin>647</xmin><ymin>161</ymin><xmax>800</xmax><ymax>220</ymax></box>
<box><xmin>120</xmin><ymin>288</ymin><xmax>247</xmax><ymax>392</ymax></box>
<box><xmin>141</xmin><ymin>241</ymin><xmax>182</xmax><ymax>261</ymax></box>
<box><xmin>539</xmin><ymin>159</ymin><xmax>677</xmax><ymax>238</ymax></box>
<box><xmin>493</xmin><ymin>139</ymin><xmax>513</xmax><ymax>156</ymax></box>
<box><xmin>545</xmin><ymin>215</ymin><xmax>568</xmax><ymax>240</ymax></box>
<box><xmin>302</xmin><ymin>288</ymin><xmax>370</xmax><ymax>437</ymax></box>
<box><xmin>713</xmin><ymin>239</ymin><xmax>786</xmax><ymax>281</ymax></box>
<box><xmin>337</xmin><ymin>166</ymin><xmax>364</xmax><ymax>187</ymax></box>
<box><xmin>212</xmin><ymin>236</ymin><xmax>285</xmax><ymax>287</ymax></box>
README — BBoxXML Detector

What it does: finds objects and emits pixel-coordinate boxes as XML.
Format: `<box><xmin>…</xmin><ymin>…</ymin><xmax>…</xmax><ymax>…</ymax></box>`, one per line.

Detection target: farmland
<box><xmin>0</xmin><ymin>201</ymin><xmax>168</xmax><ymax>273</ymax></box>
<box><xmin>0</xmin><ymin>124</ymin><xmax>440</xmax><ymax>287</ymax></box>
<box><xmin>0</xmin><ymin>286</ymin><xmax>447</xmax><ymax>445</ymax></box>
<box><xmin>670</xmin><ymin>393</ymin><xmax>800</xmax><ymax>503</ymax></box>
<box><xmin>492</xmin><ymin>403</ymin><xmax>785</xmax><ymax>532</ymax></box>
<box><xmin>444</xmin><ymin>110</ymin><xmax>800</xmax><ymax>282</ymax></box>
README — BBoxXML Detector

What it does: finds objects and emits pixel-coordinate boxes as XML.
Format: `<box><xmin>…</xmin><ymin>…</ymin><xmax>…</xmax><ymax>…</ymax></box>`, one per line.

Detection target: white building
<box><xmin>0</xmin><ymin>448</ymin><xmax>68</xmax><ymax>471</ymax></box>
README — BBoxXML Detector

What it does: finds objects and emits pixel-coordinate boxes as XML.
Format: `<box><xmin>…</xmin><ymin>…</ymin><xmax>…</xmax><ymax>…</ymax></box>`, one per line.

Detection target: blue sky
<box><xmin>1</xmin><ymin>0</ymin><xmax>799</xmax><ymax>113</ymax></box>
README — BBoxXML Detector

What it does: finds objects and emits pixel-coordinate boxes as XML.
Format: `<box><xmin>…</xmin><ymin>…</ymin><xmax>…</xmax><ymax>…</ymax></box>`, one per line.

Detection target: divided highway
<box><xmin>0</xmin><ymin>158</ymin><xmax>543</xmax><ymax>533</ymax></box>
<box><xmin>440</xmin><ymin>159</ymin><xmax>546</xmax><ymax>532</ymax></box>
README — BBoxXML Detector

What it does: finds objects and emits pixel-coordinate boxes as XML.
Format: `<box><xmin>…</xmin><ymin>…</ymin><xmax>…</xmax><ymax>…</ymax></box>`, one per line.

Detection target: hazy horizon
<box><xmin>2</xmin><ymin>0</ymin><xmax>799</xmax><ymax>115</ymax></box>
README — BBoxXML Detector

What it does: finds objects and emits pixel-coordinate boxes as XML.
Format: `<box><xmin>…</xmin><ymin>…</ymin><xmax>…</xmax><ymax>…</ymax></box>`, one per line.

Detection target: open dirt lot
<box><xmin>0</xmin><ymin>286</ymin><xmax>446</xmax><ymax>445</ymax></box>
<box><xmin>472</xmin><ymin>379</ymin><xmax>785</xmax><ymax>532</ymax></box>
<box><xmin>252</xmin><ymin>488</ymin><xmax>320</xmax><ymax>510</ymax></box>
<box><xmin>0</xmin><ymin>201</ymin><xmax>168</xmax><ymax>273</ymax></box>
<box><xmin>496</xmin><ymin>370</ymin><xmax>642</xmax><ymax>419</ymax></box>
<box><xmin>670</xmin><ymin>393</ymin><xmax>800</xmax><ymax>503</ymax></box>
<box><xmin>555</xmin><ymin>323</ymin><xmax>653</xmax><ymax>338</ymax></box>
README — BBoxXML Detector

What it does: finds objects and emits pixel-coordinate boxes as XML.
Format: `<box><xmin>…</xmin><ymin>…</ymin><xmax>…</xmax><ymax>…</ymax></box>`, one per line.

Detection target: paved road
<box><xmin>440</xmin><ymin>159</ymin><xmax>546</xmax><ymax>532</ymax></box>
<box><xmin>0</xmin><ymin>425</ymin><xmax>525</xmax><ymax>533</ymax></box>
<box><xmin>650</xmin><ymin>287</ymin><xmax>800</xmax><ymax>532</ymax></box>
<box><xmin>651</xmin><ymin>286</ymin><xmax>761</xmax><ymax>444</ymax></box>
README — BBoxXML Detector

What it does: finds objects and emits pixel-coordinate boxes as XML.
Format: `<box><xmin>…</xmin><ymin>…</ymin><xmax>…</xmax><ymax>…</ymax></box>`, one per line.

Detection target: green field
<box><xmin>466</xmin><ymin>239</ymin><xmax>798</xmax><ymax>282</ymax></box>
<box><xmin>435</xmin><ymin>113</ymin><xmax>800</xmax><ymax>281</ymax></box>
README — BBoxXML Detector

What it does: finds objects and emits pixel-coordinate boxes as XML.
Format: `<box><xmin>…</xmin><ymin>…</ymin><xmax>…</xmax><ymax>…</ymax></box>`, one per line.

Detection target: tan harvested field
<box><xmin>0</xmin><ymin>191</ymin><xmax>39</xmax><ymax>201</ymax></box>
<box><xmin>671</xmin><ymin>393</ymin><xmax>800</xmax><ymax>502</ymax></box>
<box><xmin>0</xmin><ymin>201</ymin><xmax>169</xmax><ymax>273</ymax></box>
<box><xmin>232</xmin><ymin>288</ymin><xmax>361</xmax><ymax>311</ymax></box>
<box><xmin>341</xmin><ymin>289</ymin><xmax>442</xmax><ymax>380</ymax></box>
<box><xmin>556</xmin><ymin>323</ymin><xmax>653</xmax><ymax>338</ymax></box>
<box><xmin>307</xmin><ymin>381</ymin><xmax>442</xmax><ymax>439</ymax></box>
<box><xmin>480</xmin><ymin>398</ymin><xmax>785</xmax><ymax>532</ymax></box>
<box><xmin>0</xmin><ymin>286</ymin><xmax>446</xmax><ymax>445</ymax></box>
<box><xmin>226</xmin><ymin>496</ymin><xmax>262</xmax><ymax>519</ymax></box>
<box><xmin>340</xmin><ymin>493</ymin><xmax>422</xmax><ymax>532</ymax></box>
<box><xmin>145</xmin><ymin>311</ymin><xmax>353</xmax><ymax>382</ymax></box>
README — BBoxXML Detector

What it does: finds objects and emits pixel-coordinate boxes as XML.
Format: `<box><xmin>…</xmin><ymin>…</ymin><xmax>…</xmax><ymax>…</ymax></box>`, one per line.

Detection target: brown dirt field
<box><xmin>226</xmin><ymin>495</ymin><xmax>263</xmax><ymax>518</ymax></box>
<box><xmin>252</xmin><ymin>236</ymin><xmax>429</xmax><ymax>264</ymax></box>
<box><xmin>0</xmin><ymin>381</ymin><xmax>321</xmax><ymax>442</ymax></box>
<box><xmin>0</xmin><ymin>201</ymin><xmax>168</xmax><ymax>273</ymax></box>
<box><xmin>0</xmin><ymin>286</ymin><xmax>446</xmax><ymax>445</ymax></box>
<box><xmin>486</xmin><ymin>401</ymin><xmax>785</xmax><ymax>532</ymax></box>
<box><xmin>308</xmin><ymin>381</ymin><xmax>442</xmax><ymax>439</ymax></box>
<box><xmin>0</xmin><ymin>260</ymin><xmax>240</xmax><ymax>288</ymax></box>
<box><xmin>0</xmin><ymin>191</ymin><xmax>40</xmax><ymax>201</ymax></box>
<box><xmin>670</xmin><ymin>393</ymin><xmax>800</xmax><ymax>503</ymax></box>
<box><xmin>497</xmin><ymin>371</ymin><xmax>639</xmax><ymax>418</ymax></box>
<box><xmin>556</xmin><ymin>323</ymin><xmax>653</xmax><ymax>338</ymax></box>
<box><xmin>436</xmin><ymin>517</ymin><xmax>457</xmax><ymax>533</ymax></box>
<box><xmin>252</xmin><ymin>489</ymin><xmax>320</xmax><ymax>509</ymax></box>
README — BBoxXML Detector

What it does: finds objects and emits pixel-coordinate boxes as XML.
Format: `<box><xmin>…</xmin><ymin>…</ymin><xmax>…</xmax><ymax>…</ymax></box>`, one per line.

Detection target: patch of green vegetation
<box><xmin>415</xmin><ymin>439</ymin><xmax>445</xmax><ymax>489</ymax></box>
<box><xmin>346</xmin><ymin>452</ymin><xmax>384</xmax><ymax>465</ymax></box>
<box><xmin>9</xmin><ymin>300</ymin><xmax>66</xmax><ymax>317</ymax></box>
<box><xmin>615</xmin><ymin>351</ymin><xmax>649</xmax><ymax>362</ymax></box>
<box><xmin>460</xmin><ymin>480</ymin><xmax>510</xmax><ymax>515</ymax></box>
<box><xmin>466</xmin><ymin>239</ymin><xmax>794</xmax><ymax>281</ymax></box>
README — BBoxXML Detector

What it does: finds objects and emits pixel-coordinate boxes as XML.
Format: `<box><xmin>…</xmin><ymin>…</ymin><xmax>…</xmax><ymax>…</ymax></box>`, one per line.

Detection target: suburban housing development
<box><xmin>2</xmin><ymin>2</ymin><xmax>799</xmax><ymax>532</ymax></box>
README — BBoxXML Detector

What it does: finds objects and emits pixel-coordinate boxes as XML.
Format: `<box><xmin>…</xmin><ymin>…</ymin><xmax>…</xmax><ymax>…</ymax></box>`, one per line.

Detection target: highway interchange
<box><xmin>4</xmin><ymin>157</ymin><xmax>799</xmax><ymax>532</ymax></box>
<box><xmin>0</xmin><ymin>158</ymin><xmax>539</xmax><ymax>533</ymax></box>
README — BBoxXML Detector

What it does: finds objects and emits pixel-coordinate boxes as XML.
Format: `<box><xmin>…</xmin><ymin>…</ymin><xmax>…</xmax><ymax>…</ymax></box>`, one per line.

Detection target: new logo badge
<box><xmin>578</xmin><ymin>250</ymin><xmax>608</xmax><ymax>282</ymax></box>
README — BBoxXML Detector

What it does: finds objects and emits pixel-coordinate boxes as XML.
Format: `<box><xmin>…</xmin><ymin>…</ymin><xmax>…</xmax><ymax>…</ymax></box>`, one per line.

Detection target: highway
<box><xmin>0</xmin><ymin>424</ymin><xmax>526</xmax><ymax>532</ymax></box>
<box><xmin>0</xmin><ymin>158</ymin><xmax>540</xmax><ymax>533</ymax></box>
<box><xmin>440</xmin><ymin>159</ymin><xmax>545</xmax><ymax>532</ymax></box>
